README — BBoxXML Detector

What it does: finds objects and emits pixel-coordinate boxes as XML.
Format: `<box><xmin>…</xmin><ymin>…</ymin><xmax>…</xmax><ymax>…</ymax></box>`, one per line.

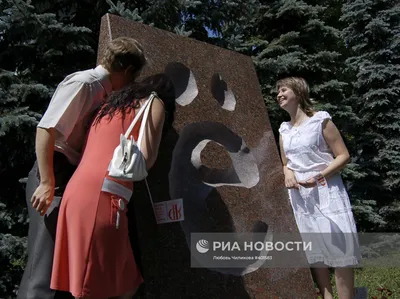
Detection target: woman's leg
<box><xmin>312</xmin><ymin>266</ymin><xmax>334</xmax><ymax>299</ymax></box>
<box><xmin>334</xmin><ymin>267</ymin><xmax>354</xmax><ymax>299</ymax></box>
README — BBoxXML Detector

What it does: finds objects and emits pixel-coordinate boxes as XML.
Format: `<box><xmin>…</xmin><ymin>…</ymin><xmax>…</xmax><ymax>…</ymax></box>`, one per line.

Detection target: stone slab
<box><xmin>97</xmin><ymin>13</ymin><xmax>316</xmax><ymax>299</ymax></box>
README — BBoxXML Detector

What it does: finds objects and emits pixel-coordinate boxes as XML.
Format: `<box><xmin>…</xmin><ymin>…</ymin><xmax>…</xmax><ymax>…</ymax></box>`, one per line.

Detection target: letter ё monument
<box><xmin>97</xmin><ymin>13</ymin><xmax>316</xmax><ymax>299</ymax></box>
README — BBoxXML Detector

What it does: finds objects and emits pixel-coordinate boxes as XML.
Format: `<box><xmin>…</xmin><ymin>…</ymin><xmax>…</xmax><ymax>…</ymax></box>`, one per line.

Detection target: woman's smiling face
<box><xmin>276</xmin><ymin>85</ymin><xmax>298</xmax><ymax>110</ymax></box>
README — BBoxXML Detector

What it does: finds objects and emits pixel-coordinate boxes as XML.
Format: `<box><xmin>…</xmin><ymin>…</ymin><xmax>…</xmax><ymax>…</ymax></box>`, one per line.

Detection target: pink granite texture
<box><xmin>97</xmin><ymin>13</ymin><xmax>316</xmax><ymax>299</ymax></box>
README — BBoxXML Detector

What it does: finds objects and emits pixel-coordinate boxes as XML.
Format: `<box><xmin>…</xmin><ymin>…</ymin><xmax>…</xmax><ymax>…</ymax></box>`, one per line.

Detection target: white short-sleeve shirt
<box><xmin>38</xmin><ymin>65</ymin><xmax>112</xmax><ymax>165</ymax></box>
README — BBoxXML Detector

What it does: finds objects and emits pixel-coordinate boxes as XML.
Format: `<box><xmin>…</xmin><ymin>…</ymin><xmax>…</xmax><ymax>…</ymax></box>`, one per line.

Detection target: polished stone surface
<box><xmin>97</xmin><ymin>13</ymin><xmax>316</xmax><ymax>299</ymax></box>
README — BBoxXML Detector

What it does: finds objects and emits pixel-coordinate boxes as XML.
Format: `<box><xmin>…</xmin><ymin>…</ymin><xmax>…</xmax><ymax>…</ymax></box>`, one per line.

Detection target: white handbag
<box><xmin>108</xmin><ymin>92</ymin><xmax>157</xmax><ymax>181</ymax></box>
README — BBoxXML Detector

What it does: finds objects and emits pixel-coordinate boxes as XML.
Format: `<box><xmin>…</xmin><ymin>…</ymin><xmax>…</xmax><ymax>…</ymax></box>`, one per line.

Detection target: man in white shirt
<box><xmin>17</xmin><ymin>37</ymin><xmax>147</xmax><ymax>299</ymax></box>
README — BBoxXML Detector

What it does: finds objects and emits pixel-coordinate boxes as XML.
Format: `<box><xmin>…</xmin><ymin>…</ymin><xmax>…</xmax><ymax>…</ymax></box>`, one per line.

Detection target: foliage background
<box><xmin>0</xmin><ymin>0</ymin><xmax>399</xmax><ymax>297</ymax></box>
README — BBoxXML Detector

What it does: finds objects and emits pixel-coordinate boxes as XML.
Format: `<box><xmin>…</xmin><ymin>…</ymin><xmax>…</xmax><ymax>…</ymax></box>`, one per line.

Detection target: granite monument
<box><xmin>97</xmin><ymin>13</ymin><xmax>317</xmax><ymax>299</ymax></box>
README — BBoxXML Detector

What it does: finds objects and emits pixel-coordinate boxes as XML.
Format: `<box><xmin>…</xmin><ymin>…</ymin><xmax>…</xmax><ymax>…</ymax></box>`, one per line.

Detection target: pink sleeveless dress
<box><xmin>50</xmin><ymin>108</ymin><xmax>143</xmax><ymax>298</ymax></box>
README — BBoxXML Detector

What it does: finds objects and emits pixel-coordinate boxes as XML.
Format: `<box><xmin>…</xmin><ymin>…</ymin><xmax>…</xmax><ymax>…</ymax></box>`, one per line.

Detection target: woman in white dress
<box><xmin>277</xmin><ymin>77</ymin><xmax>361</xmax><ymax>299</ymax></box>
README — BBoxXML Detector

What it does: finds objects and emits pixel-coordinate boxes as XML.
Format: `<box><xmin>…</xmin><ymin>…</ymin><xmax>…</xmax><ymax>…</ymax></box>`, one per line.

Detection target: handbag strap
<box><xmin>144</xmin><ymin>178</ymin><xmax>157</xmax><ymax>221</ymax></box>
<box><xmin>124</xmin><ymin>92</ymin><xmax>157</xmax><ymax>139</ymax></box>
<box><xmin>120</xmin><ymin>92</ymin><xmax>159</xmax><ymax>221</ymax></box>
<box><xmin>136</xmin><ymin>92</ymin><xmax>156</xmax><ymax>150</ymax></box>
<box><xmin>134</xmin><ymin>94</ymin><xmax>157</xmax><ymax>220</ymax></box>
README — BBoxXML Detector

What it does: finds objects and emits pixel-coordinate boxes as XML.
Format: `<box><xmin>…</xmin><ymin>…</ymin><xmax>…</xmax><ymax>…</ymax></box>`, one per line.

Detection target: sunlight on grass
<box><xmin>315</xmin><ymin>253</ymin><xmax>400</xmax><ymax>299</ymax></box>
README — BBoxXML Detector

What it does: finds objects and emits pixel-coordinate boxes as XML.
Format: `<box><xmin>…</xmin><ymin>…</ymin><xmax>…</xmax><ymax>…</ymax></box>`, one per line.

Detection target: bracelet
<box><xmin>313</xmin><ymin>173</ymin><xmax>327</xmax><ymax>187</ymax></box>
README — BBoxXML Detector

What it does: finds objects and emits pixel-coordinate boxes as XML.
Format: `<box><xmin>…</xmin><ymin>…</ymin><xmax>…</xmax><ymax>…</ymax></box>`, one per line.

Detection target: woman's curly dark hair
<box><xmin>94</xmin><ymin>73</ymin><xmax>176</xmax><ymax>135</ymax></box>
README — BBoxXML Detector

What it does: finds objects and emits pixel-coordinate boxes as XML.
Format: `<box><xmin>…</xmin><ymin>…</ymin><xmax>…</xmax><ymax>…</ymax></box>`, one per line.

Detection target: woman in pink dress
<box><xmin>50</xmin><ymin>74</ymin><xmax>176</xmax><ymax>299</ymax></box>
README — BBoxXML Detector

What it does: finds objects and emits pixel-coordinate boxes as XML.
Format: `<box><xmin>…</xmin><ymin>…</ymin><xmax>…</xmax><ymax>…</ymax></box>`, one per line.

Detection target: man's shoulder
<box><xmin>60</xmin><ymin>67</ymin><xmax>100</xmax><ymax>86</ymax></box>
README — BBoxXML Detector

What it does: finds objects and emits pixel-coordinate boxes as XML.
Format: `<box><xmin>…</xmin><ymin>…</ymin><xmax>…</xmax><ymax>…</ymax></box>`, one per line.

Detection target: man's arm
<box><xmin>31</xmin><ymin>128</ymin><xmax>56</xmax><ymax>216</ymax></box>
<box><xmin>32</xmin><ymin>80</ymin><xmax>91</xmax><ymax>215</ymax></box>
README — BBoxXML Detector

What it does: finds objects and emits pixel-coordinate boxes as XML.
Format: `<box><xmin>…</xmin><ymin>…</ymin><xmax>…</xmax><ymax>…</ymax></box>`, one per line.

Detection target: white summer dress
<box><xmin>279</xmin><ymin>111</ymin><xmax>361</xmax><ymax>267</ymax></box>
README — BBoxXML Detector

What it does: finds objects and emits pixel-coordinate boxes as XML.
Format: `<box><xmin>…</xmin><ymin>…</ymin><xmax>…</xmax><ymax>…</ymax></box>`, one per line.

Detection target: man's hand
<box><xmin>33</xmin><ymin>127</ymin><xmax>56</xmax><ymax>216</ymax></box>
<box><xmin>31</xmin><ymin>181</ymin><xmax>55</xmax><ymax>216</ymax></box>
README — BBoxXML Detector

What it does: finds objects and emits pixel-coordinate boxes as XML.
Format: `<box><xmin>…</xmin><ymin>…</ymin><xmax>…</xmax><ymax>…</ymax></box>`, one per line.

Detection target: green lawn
<box><xmin>316</xmin><ymin>254</ymin><xmax>400</xmax><ymax>298</ymax></box>
<box><xmin>350</xmin><ymin>267</ymin><xmax>400</xmax><ymax>298</ymax></box>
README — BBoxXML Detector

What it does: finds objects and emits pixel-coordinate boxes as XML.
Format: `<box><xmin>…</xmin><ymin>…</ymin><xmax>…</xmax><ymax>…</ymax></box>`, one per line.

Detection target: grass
<box><xmin>316</xmin><ymin>253</ymin><xmax>400</xmax><ymax>298</ymax></box>
<box><xmin>351</xmin><ymin>267</ymin><xmax>400</xmax><ymax>298</ymax></box>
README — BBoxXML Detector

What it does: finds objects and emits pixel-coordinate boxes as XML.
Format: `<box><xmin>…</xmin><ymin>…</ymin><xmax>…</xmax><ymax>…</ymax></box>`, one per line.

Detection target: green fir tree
<box><xmin>224</xmin><ymin>0</ymin><xmax>368</xmax><ymax>229</ymax></box>
<box><xmin>341</xmin><ymin>0</ymin><xmax>400</xmax><ymax>231</ymax></box>
<box><xmin>0</xmin><ymin>0</ymin><xmax>93</xmax><ymax>296</ymax></box>
<box><xmin>250</xmin><ymin>0</ymin><xmax>355</xmax><ymax>133</ymax></box>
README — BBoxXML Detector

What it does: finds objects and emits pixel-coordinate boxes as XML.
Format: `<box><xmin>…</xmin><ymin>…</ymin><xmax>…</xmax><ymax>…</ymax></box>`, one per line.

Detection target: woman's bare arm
<box><xmin>140</xmin><ymin>97</ymin><xmax>166</xmax><ymax>170</ymax></box>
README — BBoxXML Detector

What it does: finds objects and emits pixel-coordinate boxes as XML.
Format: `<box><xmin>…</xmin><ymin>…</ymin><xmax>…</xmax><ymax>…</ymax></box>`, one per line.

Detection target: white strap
<box><xmin>120</xmin><ymin>92</ymin><xmax>158</xmax><ymax>220</ymax></box>
<box><xmin>144</xmin><ymin>178</ymin><xmax>157</xmax><ymax>220</ymax></box>
<box><xmin>123</xmin><ymin>99</ymin><xmax>149</xmax><ymax>138</ymax></box>
<box><xmin>136</xmin><ymin>93</ymin><xmax>155</xmax><ymax>150</ymax></box>
<box><xmin>101</xmin><ymin>178</ymin><xmax>133</xmax><ymax>202</ymax></box>
<box><xmin>124</xmin><ymin>92</ymin><xmax>157</xmax><ymax>139</ymax></box>
<box><xmin>101</xmin><ymin>178</ymin><xmax>156</xmax><ymax>221</ymax></box>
